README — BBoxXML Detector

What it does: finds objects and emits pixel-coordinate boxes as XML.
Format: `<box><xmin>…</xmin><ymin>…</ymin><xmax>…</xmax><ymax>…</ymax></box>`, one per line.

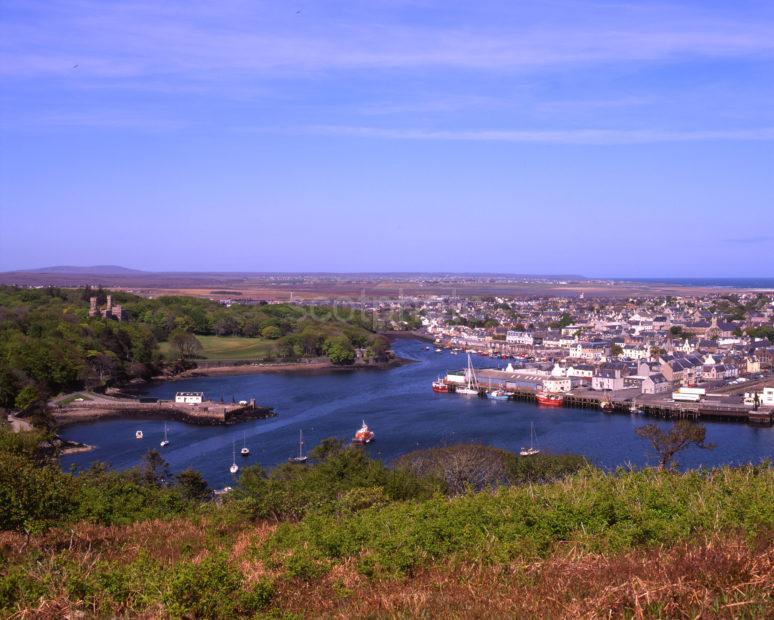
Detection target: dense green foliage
<box><xmin>0</xmin><ymin>428</ymin><xmax>197</xmax><ymax>533</ymax></box>
<box><xmin>264</xmin><ymin>464</ymin><xmax>774</xmax><ymax>579</ymax></box>
<box><xmin>1</xmin><ymin>424</ymin><xmax>773</xmax><ymax>617</ymax></box>
<box><xmin>0</xmin><ymin>286</ymin><xmax>387</xmax><ymax>411</ymax></box>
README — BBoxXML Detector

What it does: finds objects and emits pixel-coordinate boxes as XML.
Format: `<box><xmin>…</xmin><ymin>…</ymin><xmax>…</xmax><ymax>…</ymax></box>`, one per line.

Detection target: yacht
<box><xmin>520</xmin><ymin>423</ymin><xmax>541</xmax><ymax>457</ymax></box>
<box><xmin>289</xmin><ymin>429</ymin><xmax>308</xmax><ymax>463</ymax></box>
<box><xmin>456</xmin><ymin>353</ymin><xmax>480</xmax><ymax>396</ymax></box>
<box><xmin>159</xmin><ymin>424</ymin><xmax>170</xmax><ymax>447</ymax></box>
<box><xmin>135</xmin><ymin>430</ymin><xmax>143</xmax><ymax>440</ymax></box>
<box><xmin>229</xmin><ymin>442</ymin><xmax>239</xmax><ymax>474</ymax></box>
<box><xmin>240</xmin><ymin>432</ymin><xmax>250</xmax><ymax>456</ymax></box>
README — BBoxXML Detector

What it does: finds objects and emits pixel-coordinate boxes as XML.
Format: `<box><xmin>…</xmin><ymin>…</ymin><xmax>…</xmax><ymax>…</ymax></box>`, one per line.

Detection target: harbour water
<box><xmin>60</xmin><ymin>338</ymin><xmax>774</xmax><ymax>488</ymax></box>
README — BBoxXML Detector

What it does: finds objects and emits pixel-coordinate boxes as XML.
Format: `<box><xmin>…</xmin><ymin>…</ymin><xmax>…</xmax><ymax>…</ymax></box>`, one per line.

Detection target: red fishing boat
<box><xmin>535</xmin><ymin>391</ymin><xmax>563</xmax><ymax>407</ymax></box>
<box><xmin>352</xmin><ymin>421</ymin><xmax>375</xmax><ymax>444</ymax></box>
<box><xmin>432</xmin><ymin>378</ymin><xmax>449</xmax><ymax>393</ymax></box>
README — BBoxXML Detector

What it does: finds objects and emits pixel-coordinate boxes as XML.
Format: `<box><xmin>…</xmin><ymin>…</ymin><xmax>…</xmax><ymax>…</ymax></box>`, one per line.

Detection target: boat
<box><xmin>435</xmin><ymin>348</ymin><xmax>442</xmax><ymax>353</ymax></box>
<box><xmin>486</xmin><ymin>389</ymin><xmax>509</xmax><ymax>401</ymax></box>
<box><xmin>432</xmin><ymin>377</ymin><xmax>449</xmax><ymax>393</ymax></box>
<box><xmin>457</xmin><ymin>353</ymin><xmax>480</xmax><ymax>396</ymax></box>
<box><xmin>159</xmin><ymin>423</ymin><xmax>170</xmax><ymax>447</ymax></box>
<box><xmin>352</xmin><ymin>420</ymin><xmax>375</xmax><ymax>444</ymax></box>
<box><xmin>600</xmin><ymin>399</ymin><xmax>613</xmax><ymax>411</ymax></box>
<box><xmin>535</xmin><ymin>391</ymin><xmax>563</xmax><ymax>407</ymax></box>
<box><xmin>289</xmin><ymin>429</ymin><xmax>308</xmax><ymax>463</ymax></box>
<box><xmin>520</xmin><ymin>422</ymin><xmax>541</xmax><ymax>457</ymax></box>
<box><xmin>240</xmin><ymin>432</ymin><xmax>250</xmax><ymax>456</ymax></box>
<box><xmin>629</xmin><ymin>403</ymin><xmax>642</xmax><ymax>414</ymax></box>
<box><xmin>135</xmin><ymin>430</ymin><xmax>143</xmax><ymax>440</ymax></box>
<box><xmin>229</xmin><ymin>441</ymin><xmax>239</xmax><ymax>474</ymax></box>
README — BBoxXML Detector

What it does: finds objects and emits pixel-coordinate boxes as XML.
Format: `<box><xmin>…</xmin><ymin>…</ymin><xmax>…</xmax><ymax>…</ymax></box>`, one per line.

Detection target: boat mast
<box><xmin>298</xmin><ymin>429</ymin><xmax>304</xmax><ymax>459</ymax></box>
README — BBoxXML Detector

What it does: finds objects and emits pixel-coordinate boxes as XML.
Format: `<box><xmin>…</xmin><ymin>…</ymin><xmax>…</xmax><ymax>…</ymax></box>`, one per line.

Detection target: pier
<box><xmin>441</xmin><ymin>379</ymin><xmax>774</xmax><ymax>426</ymax></box>
<box><xmin>53</xmin><ymin>398</ymin><xmax>276</xmax><ymax>426</ymax></box>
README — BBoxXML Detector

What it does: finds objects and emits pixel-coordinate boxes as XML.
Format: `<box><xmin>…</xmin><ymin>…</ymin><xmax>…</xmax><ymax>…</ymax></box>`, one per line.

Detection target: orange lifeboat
<box><xmin>352</xmin><ymin>421</ymin><xmax>375</xmax><ymax>444</ymax></box>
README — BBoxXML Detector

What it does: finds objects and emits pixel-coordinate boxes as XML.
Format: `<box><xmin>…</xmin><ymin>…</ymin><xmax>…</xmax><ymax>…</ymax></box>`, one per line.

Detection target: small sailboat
<box><xmin>159</xmin><ymin>423</ymin><xmax>170</xmax><ymax>447</ymax></box>
<box><xmin>135</xmin><ymin>430</ymin><xmax>143</xmax><ymax>440</ymax></box>
<box><xmin>240</xmin><ymin>432</ymin><xmax>250</xmax><ymax>456</ymax></box>
<box><xmin>289</xmin><ymin>429</ymin><xmax>308</xmax><ymax>463</ymax></box>
<box><xmin>520</xmin><ymin>423</ymin><xmax>541</xmax><ymax>457</ymax></box>
<box><xmin>352</xmin><ymin>421</ymin><xmax>375</xmax><ymax>444</ymax></box>
<box><xmin>229</xmin><ymin>441</ymin><xmax>239</xmax><ymax>474</ymax></box>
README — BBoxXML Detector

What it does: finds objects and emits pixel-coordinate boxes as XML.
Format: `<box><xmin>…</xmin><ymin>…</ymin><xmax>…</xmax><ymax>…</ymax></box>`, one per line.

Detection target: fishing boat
<box><xmin>520</xmin><ymin>422</ymin><xmax>541</xmax><ymax>457</ymax></box>
<box><xmin>486</xmin><ymin>389</ymin><xmax>509</xmax><ymax>401</ymax></box>
<box><xmin>135</xmin><ymin>430</ymin><xmax>143</xmax><ymax>440</ymax></box>
<box><xmin>229</xmin><ymin>441</ymin><xmax>239</xmax><ymax>474</ymax></box>
<box><xmin>289</xmin><ymin>429</ymin><xmax>308</xmax><ymax>463</ymax></box>
<box><xmin>352</xmin><ymin>421</ymin><xmax>375</xmax><ymax>444</ymax></box>
<box><xmin>457</xmin><ymin>353</ymin><xmax>480</xmax><ymax>396</ymax></box>
<box><xmin>240</xmin><ymin>432</ymin><xmax>250</xmax><ymax>456</ymax></box>
<box><xmin>535</xmin><ymin>391</ymin><xmax>563</xmax><ymax>407</ymax></box>
<box><xmin>432</xmin><ymin>377</ymin><xmax>449</xmax><ymax>393</ymax></box>
<box><xmin>159</xmin><ymin>423</ymin><xmax>170</xmax><ymax>447</ymax></box>
<box><xmin>600</xmin><ymin>399</ymin><xmax>613</xmax><ymax>411</ymax></box>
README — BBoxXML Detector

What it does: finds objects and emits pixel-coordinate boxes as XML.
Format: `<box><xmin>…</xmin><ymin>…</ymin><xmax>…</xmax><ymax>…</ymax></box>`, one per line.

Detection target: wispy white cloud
<box><xmin>294</xmin><ymin>125</ymin><xmax>774</xmax><ymax>145</ymax></box>
<box><xmin>2</xmin><ymin>0</ymin><xmax>774</xmax><ymax>81</ymax></box>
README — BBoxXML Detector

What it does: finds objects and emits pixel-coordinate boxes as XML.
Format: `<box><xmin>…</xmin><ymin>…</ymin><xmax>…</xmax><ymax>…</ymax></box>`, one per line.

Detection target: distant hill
<box><xmin>18</xmin><ymin>265</ymin><xmax>147</xmax><ymax>275</ymax></box>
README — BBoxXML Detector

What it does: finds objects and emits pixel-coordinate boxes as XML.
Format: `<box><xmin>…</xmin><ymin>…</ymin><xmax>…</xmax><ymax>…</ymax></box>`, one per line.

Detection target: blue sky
<box><xmin>1</xmin><ymin>0</ymin><xmax>773</xmax><ymax>276</ymax></box>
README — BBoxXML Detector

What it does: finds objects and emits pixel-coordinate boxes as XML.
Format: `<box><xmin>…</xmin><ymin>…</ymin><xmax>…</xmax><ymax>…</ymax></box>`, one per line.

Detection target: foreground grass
<box><xmin>1</xmin><ymin>465</ymin><xmax>773</xmax><ymax>618</ymax></box>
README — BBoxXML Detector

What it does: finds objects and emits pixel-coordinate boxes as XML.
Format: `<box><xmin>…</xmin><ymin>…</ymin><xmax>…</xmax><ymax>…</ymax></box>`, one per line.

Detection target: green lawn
<box><xmin>161</xmin><ymin>335</ymin><xmax>276</xmax><ymax>360</ymax></box>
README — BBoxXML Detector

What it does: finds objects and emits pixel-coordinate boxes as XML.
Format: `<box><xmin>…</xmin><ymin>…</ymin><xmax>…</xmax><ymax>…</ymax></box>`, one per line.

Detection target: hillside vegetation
<box><xmin>1</xmin><ymin>428</ymin><xmax>772</xmax><ymax>618</ymax></box>
<box><xmin>0</xmin><ymin>286</ymin><xmax>388</xmax><ymax>418</ymax></box>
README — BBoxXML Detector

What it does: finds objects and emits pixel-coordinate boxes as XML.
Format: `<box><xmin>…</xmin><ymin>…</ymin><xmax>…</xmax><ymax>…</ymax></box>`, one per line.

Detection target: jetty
<box><xmin>53</xmin><ymin>394</ymin><xmax>275</xmax><ymax>426</ymax></box>
<box><xmin>440</xmin><ymin>378</ymin><xmax>774</xmax><ymax>426</ymax></box>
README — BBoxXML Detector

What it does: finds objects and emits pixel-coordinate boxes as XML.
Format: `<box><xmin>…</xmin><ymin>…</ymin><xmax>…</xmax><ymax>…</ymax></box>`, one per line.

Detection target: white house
<box><xmin>543</xmin><ymin>377</ymin><xmax>572</xmax><ymax>392</ymax></box>
<box><xmin>175</xmin><ymin>391</ymin><xmax>204</xmax><ymax>405</ymax></box>
<box><xmin>506</xmin><ymin>331</ymin><xmax>534</xmax><ymax>345</ymax></box>
<box><xmin>591</xmin><ymin>368</ymin><xmax>624</xmax><ymax>391</ymax></box>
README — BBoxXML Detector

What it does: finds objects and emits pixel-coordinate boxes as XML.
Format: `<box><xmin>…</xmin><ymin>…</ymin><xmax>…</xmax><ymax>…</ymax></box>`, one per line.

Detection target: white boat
<box><xmin>135</xmin><ymin>430</ymin><xmax>143</xmax><ymax>440</ymax></box>
<box><xmin>159</xmin><ymin>424</ymin><xmax>170</xmax><ymax>447</ymax></box>
<box><xmin>520</xmin><ymin>423</ymin><xmax>541</xmax><ymax>457</ymax></box>
<box><xmin>240</xmin><ymin>432</ymin><xmax>250</xmax><ymax>456</ymax></box>
<box><xmin>434</xmin><ymin>348</ymin><xmax>442</xmax><ymax>352</ymax></box>
<box><xmin>289</xmin><ymin>429</ymin><xmax>308</xmax><ymax>463</ymax></box>
<box><xmin>457</xmin><ymin>353</ymin><xmax>480</xmax><ymax>396</ymax></box>
<box><xmin>229</xmin><ymin>441</ymin><xmax>239</xmax><ymax>474</ymax></box>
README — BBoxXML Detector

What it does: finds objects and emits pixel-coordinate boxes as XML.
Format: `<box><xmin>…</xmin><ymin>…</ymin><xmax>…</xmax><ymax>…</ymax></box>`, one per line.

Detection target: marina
<box><xmin>59</xmin><ymin>339</ymin><xmax>774</xmax><ymax>487</ymax></box>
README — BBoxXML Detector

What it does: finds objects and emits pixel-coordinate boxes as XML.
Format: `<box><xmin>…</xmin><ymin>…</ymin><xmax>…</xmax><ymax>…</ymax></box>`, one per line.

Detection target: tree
<box><xmin>635</xmin><ymin>421</ymin><xmax>714</xmax><ymax>470</ymax></box>
<box><xmin>324</xmin><ymin>336</ymin><xmax>355</xmax><ymax>365</ymax></box>
<box><xmin>176</xmin><ymin>468</ymin><xmax>210</xmax><ymax>501</ymax></box>
<box><xmin>610</xmin><ymin>344</ymin><xmax>624</xmax><ymax>357</ymax></box>
<box><xmin>169</xmin><ymin>329</ymin><xmax>203</xmax><ymax>363</ymax></box>
<box><xmin>140</xmin><ymin>449</ymin><xmax>172</xmax><ymax>486</ymax></box>
<box><xmin>261</xmin><ymin>325</ymin><xmax>282</xmax><ymax>339</ymax></box>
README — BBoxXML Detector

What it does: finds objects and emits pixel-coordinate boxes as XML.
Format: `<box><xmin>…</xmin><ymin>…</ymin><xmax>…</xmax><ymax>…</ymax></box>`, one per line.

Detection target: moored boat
<box><xmin>535</xmin><ymin>391</ymin><xmax>563</xmax><ymax>407</ymax></box>
<box><xmin>289</xmin><ymin>429</ymin><xmax>308</xmax><ymax>463</ymax></box>
<box><xmin>160</xmin><ymin>423</ymin><xmax>170</xmax><ymax>447</ymax></box>
<box><xmin>229</xmin><ymin>441</ymin><xmax>239</xmax><ymax>474</ymax></box>
<box><xmin>432</xmin><ymin>378</ymin><xmax>449</xmax><ymax>393</ymax></box>
<box><xmin>520</xmin><ymin>422</ymin><xmax>541</xmax><ymax>456</ymax></box>
<box><xmin>135</xmin><ymin>430</ymin><xmax>143</xmax><ymax>440</ymax></box>
<box><xmin>486</xmin><ymin>389</ymin><xmax>509</xmax><ymax>401</ymax></box>
<box><xmin>240</xmin><ymin>432</ymin><xmax>250</xmax><ymax>456</ymax></box>
<box><xmin>352</xmin><ymin>421</ymin><xmax>375</xmax><ymax>444</ymax></box>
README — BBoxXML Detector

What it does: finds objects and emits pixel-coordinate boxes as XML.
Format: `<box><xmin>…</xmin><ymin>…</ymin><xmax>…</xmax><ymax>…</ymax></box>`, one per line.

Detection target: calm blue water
<box><xmin>60</xmin><ymin>338</ymin><xmax>774</xmax><ymax>487</ymax></box>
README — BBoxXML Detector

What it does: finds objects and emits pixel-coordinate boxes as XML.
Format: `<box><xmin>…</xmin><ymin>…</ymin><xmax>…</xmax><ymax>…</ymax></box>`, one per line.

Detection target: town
<box><xmin>371</xmin><ymin>289</ymin><xmax>774</xmax><ymax>422</ymax></box>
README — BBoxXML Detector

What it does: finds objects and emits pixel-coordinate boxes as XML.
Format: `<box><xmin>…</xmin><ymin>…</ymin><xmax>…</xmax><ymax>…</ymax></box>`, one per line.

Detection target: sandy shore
<box><xmin>169</xmin><ymin>356</ymin><xmax>412</xmax><ymax>379</ymax></box>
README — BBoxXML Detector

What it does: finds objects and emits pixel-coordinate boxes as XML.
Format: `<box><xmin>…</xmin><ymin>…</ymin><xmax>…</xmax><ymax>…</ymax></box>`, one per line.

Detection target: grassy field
<box><xmin>160</xmin><ymin>335</ymin><xmax>276</xmax><ymax>360</ymax></box>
